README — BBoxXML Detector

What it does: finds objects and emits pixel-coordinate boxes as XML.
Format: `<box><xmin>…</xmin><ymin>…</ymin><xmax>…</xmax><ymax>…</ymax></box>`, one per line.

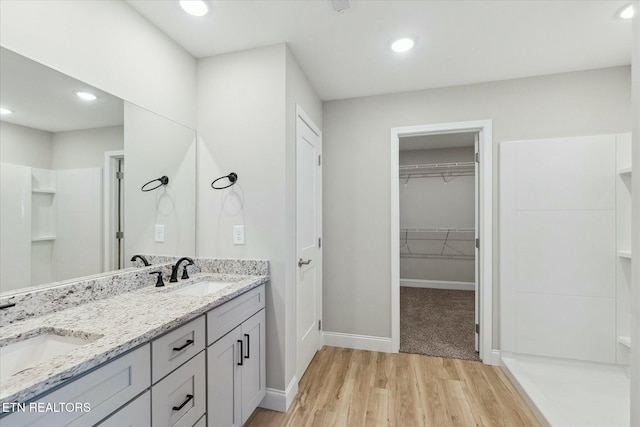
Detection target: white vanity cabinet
<box><xmin>2</xmin><ymin>344</ymin><xmax>151</xmax><ymax>427</ymax></box>
<box><xmin>207</xmin><ymin>285</ymin><xmax>266</xmax><ymax>427</ymax></box>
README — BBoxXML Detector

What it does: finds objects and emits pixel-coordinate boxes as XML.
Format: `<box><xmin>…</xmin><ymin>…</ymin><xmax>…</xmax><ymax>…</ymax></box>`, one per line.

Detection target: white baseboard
<box><xmin>483</xmin><ymin>349</ymin><xmax>502</xmax><ymax>366</ymax></box>
<box><xmin>259</xmin><ymin>376</ymin><xmax>298</xmax><ymax>413</ymax></box>
<box><xmin>323</xmin><ymin>331</ymin><xmax>393</xmax><ymax>353</ymax></box>
<box><xmin>400</xmin><ymin>279</ymin><xmax>475</xmax><ymax>291</ymax></box>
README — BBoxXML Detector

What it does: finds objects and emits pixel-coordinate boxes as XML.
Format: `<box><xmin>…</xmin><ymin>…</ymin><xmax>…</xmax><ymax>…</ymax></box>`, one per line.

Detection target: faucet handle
<box><xmin>181</xmin><ymin>266</ymin><xmax>190</xmax><ymax>280</ymax></box>
<box><xmin>149</xmin><ymin>271</ymin><xmax>165</xmax><ymax>287</ymax></box>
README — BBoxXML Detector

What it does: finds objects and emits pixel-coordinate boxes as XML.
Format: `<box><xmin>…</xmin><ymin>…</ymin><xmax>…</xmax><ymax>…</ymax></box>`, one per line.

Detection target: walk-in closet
<box><xmin>398</xmin><ymin>132</ymin><xmax>479</xmax><ymax>361</ymax></box>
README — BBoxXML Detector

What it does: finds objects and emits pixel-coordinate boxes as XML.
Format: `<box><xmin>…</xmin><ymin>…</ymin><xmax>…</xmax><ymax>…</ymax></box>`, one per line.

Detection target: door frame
<box><xmin>390</xmin><ymin>119</ymin><xmax>495</xmax><ymax>365</ymax></box>
<box><xmin>104</xmin><ymin>150</ymin><xmax>124</xmax><ymax>271</ymax></box>
<box><xmin>295</xmin><ymin>105</ymin><xmax>323</xmax><ymax>380</ymax></box>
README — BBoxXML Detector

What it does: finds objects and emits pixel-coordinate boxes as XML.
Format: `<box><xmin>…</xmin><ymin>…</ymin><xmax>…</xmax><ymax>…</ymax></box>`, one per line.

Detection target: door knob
<box><xmin>298</xmin><ymin>258</ymin><xmax>312</xmax><ymax>267</ymax></box>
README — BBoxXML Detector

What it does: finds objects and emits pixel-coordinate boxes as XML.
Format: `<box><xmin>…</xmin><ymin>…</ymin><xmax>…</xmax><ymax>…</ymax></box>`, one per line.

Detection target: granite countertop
<box><xmin>0</xmin><ymin>273</ymin><xmax>268</xmax><ymax>406</ymax></box>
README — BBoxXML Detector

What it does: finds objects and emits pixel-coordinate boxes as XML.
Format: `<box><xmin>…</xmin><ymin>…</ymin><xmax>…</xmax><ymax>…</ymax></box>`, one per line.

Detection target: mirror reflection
<box><xmin>0</xmin><ymin>48</ymin><xmax>196</xmax><ymax>295</ymax></box>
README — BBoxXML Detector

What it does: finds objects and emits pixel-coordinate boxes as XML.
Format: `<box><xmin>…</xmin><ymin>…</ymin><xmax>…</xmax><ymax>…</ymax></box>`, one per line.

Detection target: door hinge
<box><xmin>318</xmin><ymin>320</ymin><xmax>322</xmax><ymax>331</ymax></box>
<box><xmin>318</xmin><ymin>237</ymin><xmax>322</xmax><ymax>248</ymax></box>
<box><xmin>116</xmin><ymin>171</ymin><xmax>124</xmax><ymax>180</ymax></box>
<box><xmin>116</xmin><ymin>231</ymin><xmax>124</xmax><ymax>240</ymax></box>
<box><xmin>475</xmin><ymin>238</ymin><xmax>479</xmax><ymax>249</ymax></box>
<box><xmin>475</xmin><ymin>323</ymin><xmax>479</xmax><ymax>334</ymax></box>
<box><xmin>475</xmin><ymin>152</ymin><xmax>479</xmax><ymax>163</ymax></box>
<box><xmin>318</xmin><ymin>155</ymin><xmax>321</xmax><ymax>166</ymax></box>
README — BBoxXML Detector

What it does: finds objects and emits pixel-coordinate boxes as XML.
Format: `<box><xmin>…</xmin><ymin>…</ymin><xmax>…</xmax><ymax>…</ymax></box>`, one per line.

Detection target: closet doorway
<box><xmin>399</xmin><ymin>133</ymin><xmax>478</xmax><ymax>360</ymax></box>
<box><xmin>390</xmin><ymin>120</ymin><xmax>494</xmax><ymax>364</ymax></box>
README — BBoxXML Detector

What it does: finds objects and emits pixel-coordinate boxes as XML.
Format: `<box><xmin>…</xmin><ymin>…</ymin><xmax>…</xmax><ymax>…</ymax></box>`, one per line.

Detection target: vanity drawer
<box><xmin>3</xmin><ymin>344</ymin><xmax>150</xmax><ymax>427</ymax></box>
<box><xmin>151</xmin><ymin>351</ymin><xmax>206</xmax><ymax>427</ymax></box>
<box><xmin>152</xmin><ymin>315</ymin><xmax>205</xmax><ymax>383</ymax></box>
<box><xmin>97</xmin><ymin>390</ymin><xmax>151</xmax><ymax>426</ymax></box>
<box><xmin>207</xmin><ymin>284</ymin><xmax>265</xmax><ymax>345</ymax></box>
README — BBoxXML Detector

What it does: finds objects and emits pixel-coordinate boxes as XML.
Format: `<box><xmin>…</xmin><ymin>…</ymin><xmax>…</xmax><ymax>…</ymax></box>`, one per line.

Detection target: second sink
<box><xmin>168</xmin><ymin>280</ymin><xmax>236</xmax><ymax>297</ymax></box>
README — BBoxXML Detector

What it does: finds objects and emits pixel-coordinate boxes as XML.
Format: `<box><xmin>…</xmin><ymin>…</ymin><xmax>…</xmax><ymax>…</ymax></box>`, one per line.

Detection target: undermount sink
<box><xmin>168</xmin><ymin>280</ymin><xmax>236</xmax><ymax>296</ymax></box>
<box><xmin>0</xmin><ymin>330</ymin><xmax>101</xmax><ymax>382</ymax></box>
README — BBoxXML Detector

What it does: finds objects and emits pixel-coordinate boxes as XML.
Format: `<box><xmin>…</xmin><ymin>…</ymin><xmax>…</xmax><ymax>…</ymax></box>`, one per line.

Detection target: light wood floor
<box><xmin>245</xmin><ymin>346</ymin><xmax>540</xmax><ymax>427</ymax></box>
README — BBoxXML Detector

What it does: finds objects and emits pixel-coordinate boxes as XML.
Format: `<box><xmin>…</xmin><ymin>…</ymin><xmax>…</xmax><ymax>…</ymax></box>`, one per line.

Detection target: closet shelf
<box><xmin>399</xmin><ymin>161</ymin><xmax>475</xmax><ymax>180</ymax></box>
<box><xmin>400</xmin><ymin>253</ymin><xmax>474</xmax><ymax>260</ymax></box>
<box><xmin>618</xmin><ymin>250</ymin><xmax>632</xmax><ymax>259</ymax></box>
<box><xmin>32</xmin><ymin>189</ymin><xmax>56</xmax><ymax>194</ymax></box>
<box><xmin>617</xmin><ymin>167</ymin><xmax>632</xmax><ymax>176</ymax></box>
<box><xmin>617</xmin><ymin>336</ymin><xmax>631</xmax><ymax>348</ymax></box>
<box><xmin>32</xmin><ymin>235</ymin><xmax>56</xmax><ymax>242</ymax></box>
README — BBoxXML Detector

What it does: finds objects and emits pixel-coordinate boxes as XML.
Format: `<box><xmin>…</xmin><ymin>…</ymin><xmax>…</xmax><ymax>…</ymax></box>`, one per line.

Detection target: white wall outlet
<box><xmin>155</xmin><ymin>224</ymin><xmax>165</xmax><ymax>242</ymax></box>
<box><xmin>233</xmin><ymin>225</ymin><xmax>245</xmax><ymax>245</ymax></box>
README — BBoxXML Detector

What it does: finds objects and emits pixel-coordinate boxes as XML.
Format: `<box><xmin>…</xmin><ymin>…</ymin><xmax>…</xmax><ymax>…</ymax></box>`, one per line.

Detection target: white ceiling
<box><xmin>127</xmin><ymin>0</ymin><xmax>633</xmax><ymax>101</ymax></box>
<box><xmin>0</xmin><ymin>48</ymin><xmax>123</xmax><ymax>133</ymax></box>
<box><xmin>400</xmin><ymin>132</ymin><xmax>476</xmax><ymax>151</ymax></box>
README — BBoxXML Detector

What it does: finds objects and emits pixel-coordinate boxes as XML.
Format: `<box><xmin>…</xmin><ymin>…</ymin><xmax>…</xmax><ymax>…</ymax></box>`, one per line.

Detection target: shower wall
<box><xmin>499</xmin><ymin>134</ymin><xmax>622</xmax><ymax>363</ymax></box>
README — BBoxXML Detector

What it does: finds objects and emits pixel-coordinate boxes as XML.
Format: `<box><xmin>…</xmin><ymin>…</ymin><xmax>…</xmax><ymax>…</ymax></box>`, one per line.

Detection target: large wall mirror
<box><xmin>0</xmin><ymin>47</ymin><xmax>196</xmax><ymax>295</ymax></box>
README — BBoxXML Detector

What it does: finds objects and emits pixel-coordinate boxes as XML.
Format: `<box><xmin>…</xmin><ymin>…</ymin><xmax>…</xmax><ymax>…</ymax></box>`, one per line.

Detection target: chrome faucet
<box><xmin>170</xmin><ymin>257</ymin><xmax>195</xmax><ymax>282</ymax></box>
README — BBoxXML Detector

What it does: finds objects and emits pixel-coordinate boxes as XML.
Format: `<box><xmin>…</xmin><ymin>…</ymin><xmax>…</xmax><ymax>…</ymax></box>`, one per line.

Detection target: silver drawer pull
<box><xmin>172</xmin><ymin>339</ymin><xmax>194</xmax><ymax>352</ymax></box>
<box><xmin>172</xmin><ymin>394</ymin><xmax>194</xmax><ymax>411</ymax></box>
<box><xmin>298</xmin><ymin>259</ymin><xmax>311</xmax><ymax>267</ymax></box>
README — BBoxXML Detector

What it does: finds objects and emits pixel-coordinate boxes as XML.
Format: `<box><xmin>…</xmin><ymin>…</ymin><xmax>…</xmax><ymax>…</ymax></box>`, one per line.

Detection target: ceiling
<box><xmin>400</xmin><ymin>132</ymin><xmax>476</xmax><ymax>151</ymax></box>
<box><xmin>126</xmin><ymin>0</ymin><xmax>633</xmax><ymax>101</ymax></box>
<box><xmin>0</xmin><ymin>48</ymin><xmax>123</xmax><ymax>133</ymax></box>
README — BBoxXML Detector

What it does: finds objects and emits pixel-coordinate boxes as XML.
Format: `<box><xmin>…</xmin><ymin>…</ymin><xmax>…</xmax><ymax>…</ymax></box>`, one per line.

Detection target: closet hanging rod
<box><xmin>399</xmin><ymin>161</ymin><xmax>475</xmax><ymax>171</ymax></box>
<box><xmin>400</xmin><ymin>253</ymin><xmax>475</xmax><ymax>260</ymax></box>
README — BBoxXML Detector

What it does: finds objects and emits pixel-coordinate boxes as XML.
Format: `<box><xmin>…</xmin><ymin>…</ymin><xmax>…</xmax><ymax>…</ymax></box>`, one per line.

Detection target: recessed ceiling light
<box><xmin>180</xmin><ymin>0</ymin><xmax>209</xmax><ymax>17</ymax></box>
<box><xmin>0</xmin><ymin>107</ymin><xmax>13</xmax><ymax>115</ymax></box>
<box><xmin>391</xmin><ymin>37</ymin><xmax>415</xmax><ymax>53</ymax></box>
<box><xmin>76</xmin><ymin>91</ymin><xmax>97</xmax><ymax>101</ymax></box>
<box><xmin>618</xmin><ymin>4</ymin><xmax>635</xmax><ymax>19</ymax></box>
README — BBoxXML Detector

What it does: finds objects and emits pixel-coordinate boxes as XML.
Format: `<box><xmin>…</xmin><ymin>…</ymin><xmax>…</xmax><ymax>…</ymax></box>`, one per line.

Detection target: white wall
<box><xmin>197</xmin><ymin>43</ymin><xmax>321</xmax><ymax>397</ymax></box>
<box><xmin>54</xmin><ymin>168</ymin><xmax>102</xmax><ymax>282</ymax></box>
<box><xmin>284</xmin><ymin>46</ymin><xmax>323</xmax><ymax>387</ymax></box>
<box><xmin>0</xmin><ymin>0</ymin><xmax>196</xmax><ymax>129</ymax></box>
<box><xmin>630</xmin><ymin>3</ymin><xmax>639</xmax><ymax>424</ymax></box>
<box><xmin>322</xmin><ymin>66</ymin><xmax>631</xmax><ymax>341</ymax></box>
<box><xmin>0</xmin><ymin>121</ymin><xmax>52</xmax><ymax>169</ymax></box>
<box><xmin>124</xmin><ymin>103</ymin><xmax>196</xmax><ymax>263</ymax></box>
<box><xmin>52</xmin><ymin>126</ymin><xmax>124</xmax><ymax>170</ymax></box>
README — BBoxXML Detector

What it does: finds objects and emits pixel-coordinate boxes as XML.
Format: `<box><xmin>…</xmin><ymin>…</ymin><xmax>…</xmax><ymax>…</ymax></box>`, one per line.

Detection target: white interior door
<box><xmin>474</xmin><ymin>133</ymin><xmax>480</xmax><ymax>352</ymax></box>
<box><xmin>296</xmin><ymin>108</ymin><xmax>322</xmax><ymax>380</ymax></box>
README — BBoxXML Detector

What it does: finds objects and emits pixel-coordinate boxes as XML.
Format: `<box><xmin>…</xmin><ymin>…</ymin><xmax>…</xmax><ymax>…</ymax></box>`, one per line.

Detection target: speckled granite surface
<box><xmin>0</xmin><ymin>264</ymin><xmax>173</xmax><ymax>326</ymax></box>
<box><xmin>0</xmin><ymin>258</ymin><xmax>267</xmax><ymax>326</ymax></box>
<box><xmin>0</xmin><ymin>266</ymin><xmax>268</xmax><ymax>407</ymax></box>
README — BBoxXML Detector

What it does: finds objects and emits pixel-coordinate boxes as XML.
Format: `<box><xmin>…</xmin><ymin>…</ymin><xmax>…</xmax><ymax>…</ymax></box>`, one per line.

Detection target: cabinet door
<box><xmin>240</xmin><ymin>309</ymin><xmax>266</xmax><ymax>425</ymax></box>
<box><xmin>207</xmin><ymin>326</ymin><xmax>242</xmax><ymax>427</ymax></box>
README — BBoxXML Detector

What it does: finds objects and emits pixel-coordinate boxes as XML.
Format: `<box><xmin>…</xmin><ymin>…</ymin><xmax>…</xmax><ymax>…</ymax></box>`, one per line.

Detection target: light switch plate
<box><xmin>233</xmin><ymin>225</ymin><xmax>245</xmax><ymax>245</ymax></box>
<box><xmin>155</xmin><ymin>224</ymin><xmax>165</xmax><ymax>242</ymax></box>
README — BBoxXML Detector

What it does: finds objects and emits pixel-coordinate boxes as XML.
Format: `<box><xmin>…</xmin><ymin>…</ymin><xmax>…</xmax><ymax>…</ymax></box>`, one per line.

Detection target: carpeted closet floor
<box><xmin>400</xmin><ymin>286</ymin><xmax>480</xmax><ymax>361</ymax></box>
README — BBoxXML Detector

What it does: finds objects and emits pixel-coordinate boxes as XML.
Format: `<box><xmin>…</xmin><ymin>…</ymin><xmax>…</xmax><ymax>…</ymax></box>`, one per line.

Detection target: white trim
<box><xmin>500</xmin><ymin>356</ymin><xmax>554</xmax><ymax>427</ymax></box>
<box><xmin>390</xmin><ymin>120</ymin><xmax>493</xmax><ymax>364</ymax></box>
<box><xmin>259</xmin><ymin>376</ymin><xmax>299</xmax><ymax>413</ymax></box>
<box><xmin>400</xmin><ymin>279</ymin><xmax>475</xmax><ymax>291</ymax></box>
<box><xmin>296</xmin><ymin>105</ymin><xmax>321</xmax><ymax>136</ymax></box>
<box><xmin>103</xmin><ymin>150</ymin><xmax>124</xmax><ymax>272</ymax></box>
<box><xmin>323</xmin><ymin>331</ymin><xmax>393</xmax><ymax>353</ymax></box>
